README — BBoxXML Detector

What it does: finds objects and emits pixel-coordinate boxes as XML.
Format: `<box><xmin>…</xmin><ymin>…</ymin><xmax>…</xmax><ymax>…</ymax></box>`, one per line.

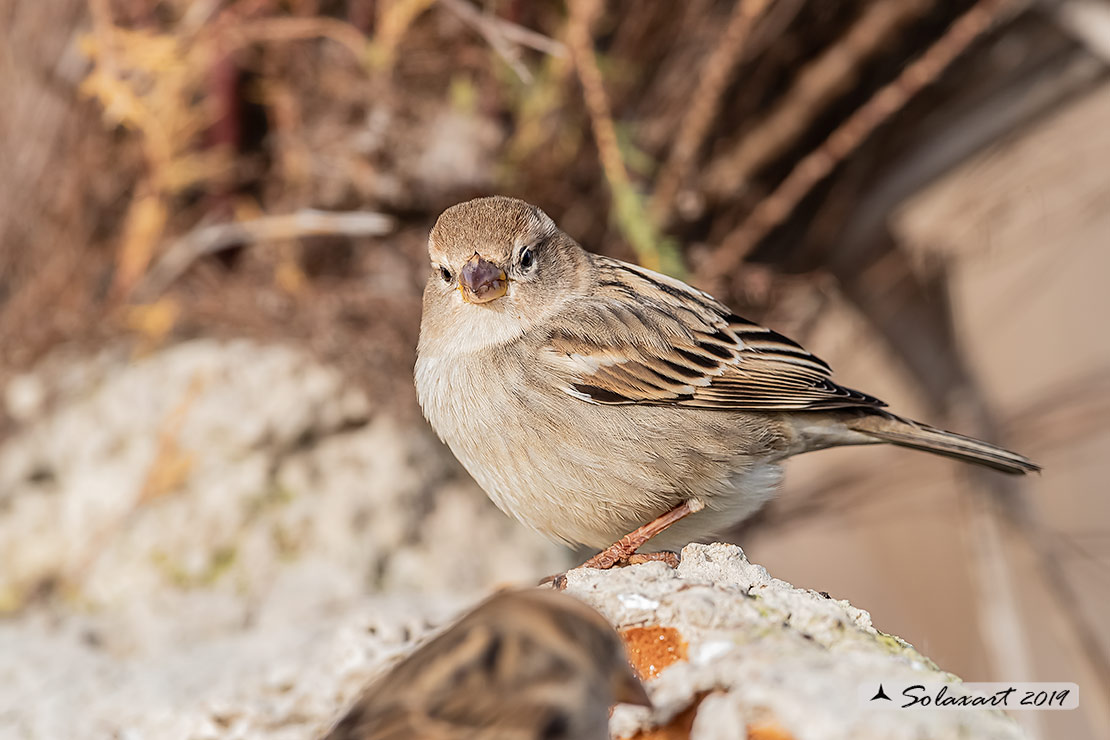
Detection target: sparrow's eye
<box><xmin>438</xmin><ymin>266</ymin><xmax>453</xmax><ymax>284</ymax></box>
<box><xmin>519</xmin><ymin>247</ymin><xmax>535</xmax><ymax>272</ymax></box>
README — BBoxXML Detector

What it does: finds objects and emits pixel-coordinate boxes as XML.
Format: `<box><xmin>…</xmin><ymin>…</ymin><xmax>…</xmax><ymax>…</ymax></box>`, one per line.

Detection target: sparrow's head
<box><xmin>420</xmin><ymin>197</ymin><xmax>590</xmax><ymax>354</ymax></box>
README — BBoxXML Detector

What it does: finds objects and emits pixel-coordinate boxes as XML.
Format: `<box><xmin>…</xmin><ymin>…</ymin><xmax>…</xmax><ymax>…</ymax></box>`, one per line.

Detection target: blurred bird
<box><xmin>321</xmin><ymin>588</ymin><xmax>650</xmax><ymax>740</ymax></box>
<box><xmin>415</xmin><ymin>196</ymin><xmax>1039</xmax><ymax>568</ymax></box>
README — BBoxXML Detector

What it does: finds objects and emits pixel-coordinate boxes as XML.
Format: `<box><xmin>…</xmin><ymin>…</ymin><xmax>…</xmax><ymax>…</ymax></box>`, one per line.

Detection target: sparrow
<box><xmin>414</xmin><ymin>196</ymin><xmax>1039</xmax><ymax>567</ymax></box>
<box><xmin>321</xmin><ymin>588</ymin><xmax>650</xmax><ymax>740</ymax></box>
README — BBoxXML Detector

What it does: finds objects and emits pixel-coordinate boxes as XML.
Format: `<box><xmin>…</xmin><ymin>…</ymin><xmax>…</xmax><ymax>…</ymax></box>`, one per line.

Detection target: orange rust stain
<box><xmin>618</xmin><ymin>692</ymin><xmax>795</xmax><ymax>740</ymax></box>
<box><xmin>620</xmin><ymin>625</ymin><xmax>689</xmax><ymax>680</ymax></box>
<box><xmin>619</xmin><ymin>692</ymin><xmax>705</xmax><ymax>740</ymax></box>
<box><xmin>746</xmin><ymin>719</ymin><xmax>795</xmax><ymax>740</ymax></box>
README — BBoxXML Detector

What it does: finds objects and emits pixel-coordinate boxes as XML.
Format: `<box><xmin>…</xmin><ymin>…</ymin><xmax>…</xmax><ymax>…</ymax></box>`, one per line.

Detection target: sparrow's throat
<box><xmin>459</xmin><ymin>254</ymin><xmax>508</xmax><ymax>304</ymax></box>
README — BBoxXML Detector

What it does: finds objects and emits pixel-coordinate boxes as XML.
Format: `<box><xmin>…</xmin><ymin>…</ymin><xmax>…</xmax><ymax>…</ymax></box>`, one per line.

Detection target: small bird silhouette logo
<box><xmin>870</xmin><ymin>684</ymin><xmax>892</xmax><ymax>701</ymax></box>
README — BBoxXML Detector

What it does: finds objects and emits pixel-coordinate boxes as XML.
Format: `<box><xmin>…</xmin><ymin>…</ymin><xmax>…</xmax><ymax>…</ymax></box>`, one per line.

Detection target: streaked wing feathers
<box><xmin>545</xmin><ymin>258</ymin><xmax>885</xmax><ymax>411</ymax></box>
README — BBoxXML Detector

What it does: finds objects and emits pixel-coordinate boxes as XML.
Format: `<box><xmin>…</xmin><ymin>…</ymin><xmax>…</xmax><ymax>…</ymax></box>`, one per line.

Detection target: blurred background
<box><xmin>1</xmin><ymin>0</ymin><xmax>1108</xmax><ymax>738</ymax></box>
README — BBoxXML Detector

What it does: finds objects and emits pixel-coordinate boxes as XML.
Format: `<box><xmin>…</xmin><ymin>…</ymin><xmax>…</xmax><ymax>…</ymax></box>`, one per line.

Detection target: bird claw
<box><xmin>538</xmin><ymin>572</ymin><xmax>569</xmax><ymax>590</ymax></box>
<box><xmin>627</xmin><ymin>551</ymin><xmax>680</xmax><ymax>568</ymax></box>
<box><xmin>582</xmin><ymin>548</ymin><xmax>680</xmax><ymax>570</ymax></box>
<box><xmin>539</xmin><ymin>549</ymin><xmax>680</xmax><ymax>588</ymax></box>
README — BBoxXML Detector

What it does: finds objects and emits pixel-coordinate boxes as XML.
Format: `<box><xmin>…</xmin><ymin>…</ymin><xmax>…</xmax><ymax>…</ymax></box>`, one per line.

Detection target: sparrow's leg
<box><xmin>582</xmin><ymin>499</ymin><xmax>704</xmax><ymax>570</ymax></box>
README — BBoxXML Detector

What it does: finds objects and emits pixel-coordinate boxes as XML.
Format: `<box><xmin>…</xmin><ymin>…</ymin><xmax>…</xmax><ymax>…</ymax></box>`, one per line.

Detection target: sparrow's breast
<box><xmin>415</xmin><ymin>344</ymin><xmax>783</xmax><ymax>548</ymax></box>
<box><xmin>415</xmin><ymin>347</ymin><xmax>561</xmax><ymax>524</ymax></box>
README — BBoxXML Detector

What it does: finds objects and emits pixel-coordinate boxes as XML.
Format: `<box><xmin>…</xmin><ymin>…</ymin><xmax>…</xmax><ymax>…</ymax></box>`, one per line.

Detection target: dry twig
<box><xmin>649</xmin><ymin>0</ymin><xmax>770</xmax><ymax>226</ymax></box>
<box><xmin>440</xmin><ymin>0</ymin><xmax>531</xmax><ymax>82</ymax></box>
<box><xmin>566</xmin><ymin>0</ymin><xmax>682</xmax><ymax>274</ymax></box>
<box><xmin>961</xmin><ymin>490</ymin><xmax>1044</xmax><ymax>739</ymax></box>
<box><xmin>701</xmin><ymin>0</ymin><xmax>935</xmax><ymax>201</ymax></box>
<box><xmin>371</xmin><ymin>0</ymin><xmax>439</xmax><ymax>69</ymax></box>
<box><xmin>223</xmin><ymin>16</ymin><xmax>373</xmax><ymax>64</ymax></box>
<box><xmin>704</xmin><ymin>0</ymin><xmax>1017</xmax><ymax>278</ymax></box>
<box><xmin>134</xmin><ymin>210</ymin><xmax>395</xmax><ymax>300</ymax></box>
<box><xmin>440</xmin><ymin>0</ymin><xmax>566</xmax><ymax>84</ymax></box>
<box><xmin>565</xmin><ymin>0</ymin><xmax>630</xmax><ymax>205</ymax></box>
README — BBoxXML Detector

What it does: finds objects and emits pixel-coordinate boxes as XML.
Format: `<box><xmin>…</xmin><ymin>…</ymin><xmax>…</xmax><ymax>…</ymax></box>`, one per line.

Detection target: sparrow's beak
<box><xmin>459</xmin><ymin>253</ymin><xmax>508</xmax><ymax>304</ymax></box>
<box><xmin>613</xmin><ymin>666</ymin><xmax>652</xmax><ymax>708</ymax></box>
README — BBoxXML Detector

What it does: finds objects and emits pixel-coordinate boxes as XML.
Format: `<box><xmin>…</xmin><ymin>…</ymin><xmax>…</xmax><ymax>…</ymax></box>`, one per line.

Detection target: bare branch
<box><xmin>440</xmin><ymin>0</ymin><xmax>566</xmax><ymax>57</ymax></box>
<box><xmin>704</xmin><ymin>0</ymin><xmax>1019</xmax><ymax>279</ymax></box>
<box><xmin>701</xmin><ymin>0</ymin><xmax>936</xmax><ymax>202</ymax></box>
<box><xmin>649</xmin><ymin>0</ymin><xmax>771</xmax><ymax>227</ymax></box>
<box><xmin>225</xmin><ymin>16</ymin><xmax>373</xmax><ymax>63</ymax></box>
<box><xmin>566</xmin><ymin>0</ymin><xmax>682</xmax><ymax>274</ymax></box>
<box><xmin>134</xmin><ymin>210</ymin><xmax>395</xmax><ymax>300</ymax></box>
<box><xmin>440</xmin><ymin>0</ymin><xmax>566</xmax><ymax>84</ymax></box>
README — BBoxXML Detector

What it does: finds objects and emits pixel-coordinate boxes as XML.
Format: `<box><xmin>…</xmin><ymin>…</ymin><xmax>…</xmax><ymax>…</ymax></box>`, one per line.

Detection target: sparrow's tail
<box><xmin>845</xmin><ymin>412</ymin><xmax>1040</xmax><ymax>475</ymax></box>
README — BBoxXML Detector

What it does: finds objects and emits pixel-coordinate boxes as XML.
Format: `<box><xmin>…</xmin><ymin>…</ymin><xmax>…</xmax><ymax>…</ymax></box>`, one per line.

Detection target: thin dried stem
<box><xmin>440</xmin><ymin>0</ymin><xmax>533</xmax><ymax>83</ymax></box>
<box><xmin>225</xmin><ymin>16</ymin><xmax>373</xmax><ymax>64</ymax></box>
<box><xmin>1018</xmin><ymin>516</ymin><xmax>1110</xmax><ymax>734</ymax></box>
<box><xmin>440</xmin><ymin>0</ymin><xmax>566</xmax><ymax>61</ymax></box>
<box><xmin>702</xmin><ymin>0</ymin><xmax>935</xmax><ymax>201</ymax></box>
<box><xmin>649</xmin><ymin>0</ymin><xmax>770</xmax><ymax>226</ymax></box>
<box><xmin>566</xmin><ymin>0</ymin><xmax>629</xmax><ymax>198</ymax></box>
<box><xmin>961</xmin><ymin>491</ymin><xmax>1045</xmax><ymax>738</ymax></box>
<box><xmin>705</xmin><ymin>0</ymin><xmax>1017</xmax><ymax>278</ymax></box>
<box><xmin>566</xmin><ymin>0</ymin><xmax>682</xmax><ymax>274</ymax></box>
<box><xmin>134</xmin><ymin>210</ymin><xmax>395</xmax><ymax>300</ymax></box>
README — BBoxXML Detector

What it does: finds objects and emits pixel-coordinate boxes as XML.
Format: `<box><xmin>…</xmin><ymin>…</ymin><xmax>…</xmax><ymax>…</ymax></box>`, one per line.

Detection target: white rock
<box><xmin>0</xmin><ymin>340</ymin><xmax>568</xmax><ymax>739</ymax></box>
<box><xmin>0</xmin><ymin>341</ymin><xmax>1026</xmax><ymax>740</ymax></box>
<box><xmin>568</xmin><ymin>543</ymin><xmax>1026</xmax><ymax>740</ymax></box>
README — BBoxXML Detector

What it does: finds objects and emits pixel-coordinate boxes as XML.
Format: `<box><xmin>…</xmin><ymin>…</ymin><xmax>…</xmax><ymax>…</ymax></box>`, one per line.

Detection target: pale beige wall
<box><xmin>745</xmin><ymin>83</ymin><xmax>1110</xmax><ymax>740</ymax></box>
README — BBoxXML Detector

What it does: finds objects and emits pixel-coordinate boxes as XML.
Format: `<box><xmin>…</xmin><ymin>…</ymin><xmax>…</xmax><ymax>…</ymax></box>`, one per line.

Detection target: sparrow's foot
<box><xmin>578</xmin><ymin>548</ymin><xmax>680</xmax><ymax>570</ymax></box>
<box><xmin>582</xmin><ymin>500</ymin><xmax>703</xmax><ymax>570</ymax></box>
<box><xmin>542</xmin><ymin>548</ymin><xmax>680</xmax><ymax>587</ymax></box>
<box><xmin>581</xmin><ymin>543</ymin><xmax>634</xmax><ymax>570</ymax></box>
<box><xmin>627</xmin><ymin>550</ymin><xmax>680</xmax><ymax>568</ymax></box>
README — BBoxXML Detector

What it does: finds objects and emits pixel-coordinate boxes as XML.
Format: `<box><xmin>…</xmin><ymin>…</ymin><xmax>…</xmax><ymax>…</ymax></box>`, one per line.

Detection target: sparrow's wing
<box><xmin>541</xmin><ymin>257</ymin><xmax>886</xmax><ymax>411</ymax></box>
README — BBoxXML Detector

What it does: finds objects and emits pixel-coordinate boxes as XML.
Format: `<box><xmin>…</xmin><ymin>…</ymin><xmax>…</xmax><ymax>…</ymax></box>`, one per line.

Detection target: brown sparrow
<box><xmin>414</xmin><ymin>197</ymin><xmax>1038</xmax><ymax>567</ymax></box>
<box><xmin>321</xmin><ymin>588</ymin><xmax>650</xmax><ymax>740</ymax></box>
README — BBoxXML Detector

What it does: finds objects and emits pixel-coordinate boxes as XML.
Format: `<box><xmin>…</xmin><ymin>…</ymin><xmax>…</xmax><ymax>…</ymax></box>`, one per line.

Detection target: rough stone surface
<box><xmin>0</xmin><ymin>341</ymin><xmax>1026</xmax><ymax>739</ymax></box>
<box><xmin>0</xmin><ymin>340</ymin><xmax>569</xmax><ymax>739</ymax></box>
<box><xmin>565</xmin><ymin>544</ymin><xmax>1026</xmax><ymax>740</ymax></box>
